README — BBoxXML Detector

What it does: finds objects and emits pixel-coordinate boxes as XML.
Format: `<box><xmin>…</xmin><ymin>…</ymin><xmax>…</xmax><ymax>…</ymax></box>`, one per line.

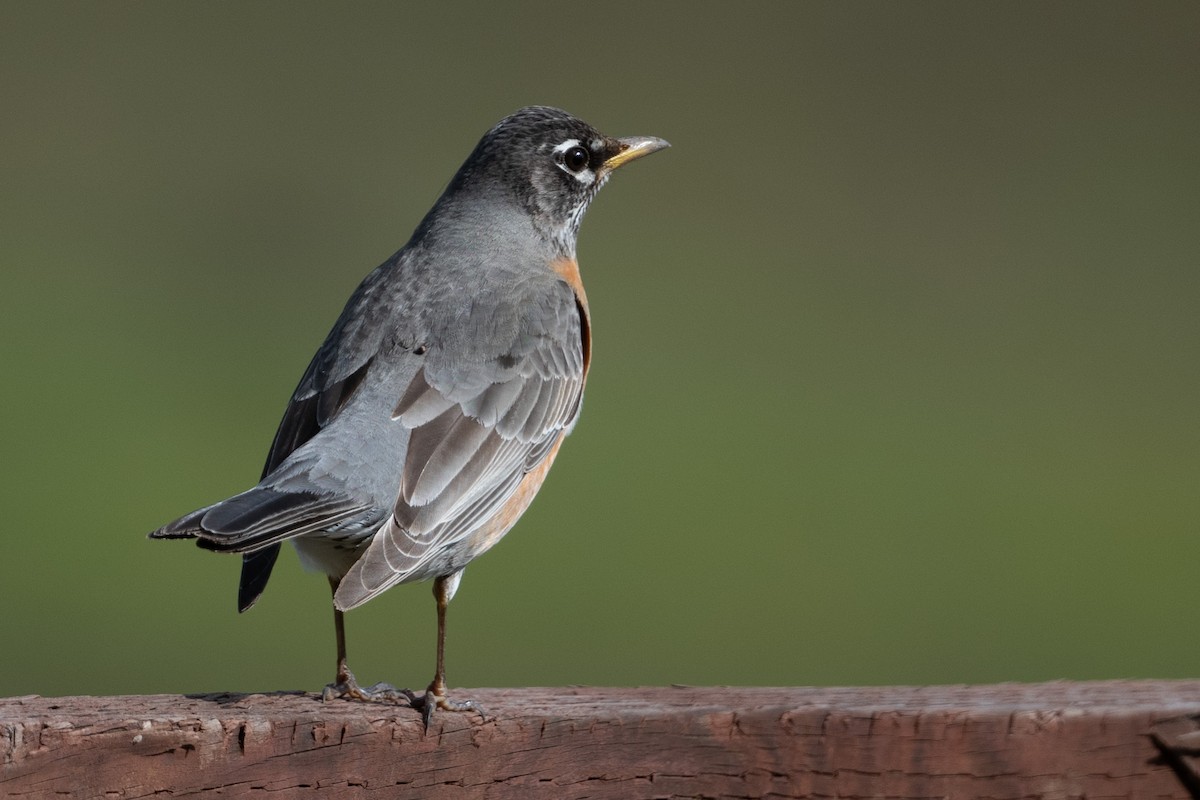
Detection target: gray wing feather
<box><xmin>151</xmin><ymin>256</ymin><xmax>407</xmax><ymax>612</ymax></box>
<box><xmin>361</xmin><ymin>466</ymin><xmax>525</xmax><ymax>584</ymax></box>
<box><xmin>335</xmin><ymin>283</ymin><xmax>585</xmax><ymax>610</ymax></box>
<box><xmin>402</xmin><ymin>408</ymin><xmax>496</xmax><ymax>506</ymax></box>
<box><xmin>391</xmin><ymin>369</ymin><xmax>456</xmax><ymax>426</ymax></box>
<box><xmin>264</xmin><ymin>257</ymin><xmax>406</xmax><ymax>476</ymax></box>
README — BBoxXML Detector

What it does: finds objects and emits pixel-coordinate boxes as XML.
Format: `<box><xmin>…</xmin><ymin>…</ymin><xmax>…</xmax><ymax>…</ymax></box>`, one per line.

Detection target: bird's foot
<box><xmin>413</xmin><ymin>683</ymin><xmax>488</xmax><ymax>731</ymax></box>
<box><xmin>321</xmin><ymin>666</ymin><xmax>418</xmax><ymax>705</ymax></box>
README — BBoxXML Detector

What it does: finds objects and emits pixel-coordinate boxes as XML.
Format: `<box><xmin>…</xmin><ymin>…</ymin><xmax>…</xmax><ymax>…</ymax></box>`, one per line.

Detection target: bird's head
<box><xmin>433</xmin><ymin>106</ymin><xmax>669</xmax><ymax>255</ymax></box>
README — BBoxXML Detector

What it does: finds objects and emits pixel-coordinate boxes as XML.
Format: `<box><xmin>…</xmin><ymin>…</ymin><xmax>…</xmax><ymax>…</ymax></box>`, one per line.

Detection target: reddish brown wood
<box><xmin>3</xmin><ymin>682</ymin><xmax>1200</xmax><ymax>798</ymax></box>
<box><xmin>1153</xmin><ymin>712</ymin><xmax>1200</xmax><ymax>797</ymax></box>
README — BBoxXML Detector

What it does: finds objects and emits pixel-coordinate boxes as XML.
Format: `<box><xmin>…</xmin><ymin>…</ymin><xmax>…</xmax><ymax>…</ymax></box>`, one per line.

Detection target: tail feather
<box><xmin>150</xmin><ymin>486</ymin><xmax>369</xmax><ymax>553</ymax></box>
<box><xmin>148</xmin><ymin>506</ymin><xmax>212</xmax><ymax>539</ymax></box>
<box><xmin>238</xmin><ymin>546</ymin><xmax>281</xmax><ymax>612</ymax></box>
<box><xmin>152</xmin><ymin>486</ymin><xmax>369</xmax><ymax>613</ymax></box>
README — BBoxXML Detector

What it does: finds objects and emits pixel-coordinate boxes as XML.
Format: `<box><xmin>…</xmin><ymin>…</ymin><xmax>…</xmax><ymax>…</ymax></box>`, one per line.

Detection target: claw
<box><xmin>413</xmin><ymin>687</ymin><xmax>488</xmax><ymax>731</ymax></box>
<box><xmin>321</xmin><ymin>665</ymin><xmax>417</xmax><ymax>705</ymax></box>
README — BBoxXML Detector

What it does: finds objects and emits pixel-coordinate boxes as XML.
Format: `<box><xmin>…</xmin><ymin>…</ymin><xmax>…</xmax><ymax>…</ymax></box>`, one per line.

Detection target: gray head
<box><xmin>417</xmin><ymin>106</ymin><xmax>669</xmax><ymax>256</ymax></box>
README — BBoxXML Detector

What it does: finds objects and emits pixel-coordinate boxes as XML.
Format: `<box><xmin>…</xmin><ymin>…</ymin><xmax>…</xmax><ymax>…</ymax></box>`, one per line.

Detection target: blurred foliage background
<box><xmin>2</xmin><ymin>2</ymin><xmax>1198</xmax><ymax>699</ymax></box>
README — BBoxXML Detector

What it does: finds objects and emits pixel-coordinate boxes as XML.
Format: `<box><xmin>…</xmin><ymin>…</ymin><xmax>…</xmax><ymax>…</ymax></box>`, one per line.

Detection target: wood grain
<box><xmin>4</xmin><ymin>682</ymin><xmax>1200</xmax><ymax>798</ymax></box>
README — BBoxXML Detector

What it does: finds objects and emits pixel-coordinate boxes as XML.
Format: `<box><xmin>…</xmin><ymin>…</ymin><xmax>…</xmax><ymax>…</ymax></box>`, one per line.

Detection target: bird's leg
<box><xmin>416</xmin><ymin>573</ymin><xmax>487</xmax><ymax>729</ymax></box>
<box><xmin>322</xmin><ymin>576</ymin><xmax>415</xmax><ymax>704</ymax></box>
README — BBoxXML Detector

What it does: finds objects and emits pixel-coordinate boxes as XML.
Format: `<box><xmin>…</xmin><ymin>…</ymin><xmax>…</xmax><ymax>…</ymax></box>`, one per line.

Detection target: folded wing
<box><xmin>335</xmin><ymin>287</ymin><xmax>587</xmax><ymax>610</ymax></box>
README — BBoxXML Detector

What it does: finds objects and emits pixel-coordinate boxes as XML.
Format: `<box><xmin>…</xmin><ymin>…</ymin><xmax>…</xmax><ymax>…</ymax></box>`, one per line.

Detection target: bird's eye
<box><xmin>563</xmin><ymin>145</ymin><xmax>590</xmax><ymax>172</ymax></box>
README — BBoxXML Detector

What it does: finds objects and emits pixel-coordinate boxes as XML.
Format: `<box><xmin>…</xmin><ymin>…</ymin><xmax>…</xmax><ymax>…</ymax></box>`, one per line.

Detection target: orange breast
<box><xmin>464</xmin><ymin>260</ymin><xmax>587</xmax><ymax>555</ymax></box>
<box><xmin>551</xmin><ymin>257</ymin><xmax>591</xmax><ymax>377</ymax></box>
<box><xmin>467</xmin><ymin>433</ymin><xmax>566</xmax><ymax>555</ymax></box>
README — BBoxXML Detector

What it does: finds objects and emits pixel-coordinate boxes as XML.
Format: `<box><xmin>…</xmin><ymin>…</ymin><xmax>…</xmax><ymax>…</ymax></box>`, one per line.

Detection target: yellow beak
<box><xmin>602</xmin><ymin>136</ymin><xmax>671</xmax><ymax>172</ymax></box>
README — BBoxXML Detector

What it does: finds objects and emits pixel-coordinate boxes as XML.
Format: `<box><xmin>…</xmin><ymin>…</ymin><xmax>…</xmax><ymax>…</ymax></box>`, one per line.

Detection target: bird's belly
<box><xmin>292</xmin><ymin>525</ymin><xmax>375</xmax><ymax>577</ymax></box>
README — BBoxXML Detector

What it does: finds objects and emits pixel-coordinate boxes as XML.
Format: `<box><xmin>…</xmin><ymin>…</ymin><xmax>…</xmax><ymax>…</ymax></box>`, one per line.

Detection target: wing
<box><xmin>263</xmin><ymin>256</ymin><xmax>405</xmax><ymax>474</ymax></box>
<box><xmin>334</xmin><ymin>283</ymin><xmax>588</xmax><ymax>610</ymax></box>
<box><xmin>236</xmin><ymin>259</ymin><xmax>400</xmax><ymax>610</ymax></box>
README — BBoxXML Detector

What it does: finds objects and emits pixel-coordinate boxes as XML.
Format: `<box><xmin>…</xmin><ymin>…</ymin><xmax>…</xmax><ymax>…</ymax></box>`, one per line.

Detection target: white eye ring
<box><xmin>553</xmin><ymin>139</ymin><xmax>595</xmax><ymax>184</ymax></box>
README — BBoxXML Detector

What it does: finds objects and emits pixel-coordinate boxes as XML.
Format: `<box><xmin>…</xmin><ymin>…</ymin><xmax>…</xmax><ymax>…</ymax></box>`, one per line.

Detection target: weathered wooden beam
<box><xmin>4</xmin><ymin>682</ymin><xmax>1200</xmax><ymax>798</ymax></box>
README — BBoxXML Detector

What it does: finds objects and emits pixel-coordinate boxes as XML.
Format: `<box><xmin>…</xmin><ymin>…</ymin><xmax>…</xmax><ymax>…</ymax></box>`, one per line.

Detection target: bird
<box><xmin>149</xmin><ymin>106</ymin><xmax>669</xmax><ymax>726</ymax></box>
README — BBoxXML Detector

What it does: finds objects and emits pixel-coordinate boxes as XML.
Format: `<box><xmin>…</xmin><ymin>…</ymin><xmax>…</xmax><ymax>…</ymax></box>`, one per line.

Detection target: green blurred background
<box><xmin>2</xmin><ymin>2</ymin><xmax>1198</xmax><ymax>699</ymax></box>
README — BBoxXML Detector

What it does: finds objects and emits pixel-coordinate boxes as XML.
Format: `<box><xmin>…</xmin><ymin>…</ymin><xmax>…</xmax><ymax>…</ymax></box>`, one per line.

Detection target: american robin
<box><xmin>149</xmin><ymin>106</ymin><xmax>668</xmax><ymax>726</ymax></box>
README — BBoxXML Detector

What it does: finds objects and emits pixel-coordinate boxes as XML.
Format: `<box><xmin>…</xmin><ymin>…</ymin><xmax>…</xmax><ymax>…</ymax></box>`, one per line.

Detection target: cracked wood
<box><xmin>4</xmin><ymin>682</ymin><xmax>1200</xmax><ymax>798</ymax></box>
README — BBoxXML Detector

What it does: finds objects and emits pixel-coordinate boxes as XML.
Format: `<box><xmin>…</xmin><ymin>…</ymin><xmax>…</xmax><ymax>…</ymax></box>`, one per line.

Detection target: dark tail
<box><xmin>150</xmin><ymin>485</ymin><xmax>367</xmax><ymax>611</ymax></box>
<box><xmin>238</xmin><ymin>547</ymin><xmax>281</xmax><ymax>612</ymax></box>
